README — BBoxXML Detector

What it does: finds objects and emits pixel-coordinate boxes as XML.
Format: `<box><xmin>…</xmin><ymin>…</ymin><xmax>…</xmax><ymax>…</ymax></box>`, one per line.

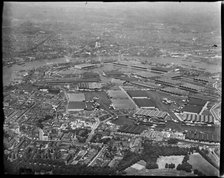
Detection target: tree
<box><xmin>165</xmin><ymin>163</ymin><xmax>168</xmax><ymax>168</ymax></box>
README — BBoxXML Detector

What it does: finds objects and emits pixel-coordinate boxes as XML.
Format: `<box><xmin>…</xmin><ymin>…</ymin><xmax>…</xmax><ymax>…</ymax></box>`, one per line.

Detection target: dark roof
<box><xmin>68</xmin><ymin>101</ymin><xmax>86</xmax><ymax>109</ymax></box>
<box><xmin>182</xmin><ymin>104</ymin><xmax>203</xmax><ymax>114</ymax></box>
<box><xmin>133</xmin><ymin>98</ymin><xmax>157</xmax><ymax>108</ymax></box>
<box><xmin>126</xmin><ymin>90</ymin><xmax>148</xmax><ymax>98</ymax></box>
<box><xmin>160</xmin><ymin>87</ymin><xmax>189</xmax><ymax>95</ymax></box>
<box><xmin>188</xmin><ymin>97</ymin><xmax>207</xmax><ymax>106</ymax></box>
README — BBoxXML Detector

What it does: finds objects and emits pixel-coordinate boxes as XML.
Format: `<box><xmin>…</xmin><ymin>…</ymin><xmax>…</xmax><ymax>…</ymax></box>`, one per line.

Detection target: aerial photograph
<box><xmin>3</xmin><ymin>1</ymin><xmax>221</xmax><ymax>176</ymax></box>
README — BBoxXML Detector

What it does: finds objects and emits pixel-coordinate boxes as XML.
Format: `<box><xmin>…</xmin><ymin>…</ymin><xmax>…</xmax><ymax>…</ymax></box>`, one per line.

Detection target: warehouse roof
<box><xmin>135</xmin><ymin>109</ymin><xmax>167</xmax><ymax>118</ymax></box>
<box><xmin>67</xmin><ymin>93</ymin><xmax>85</xmax><ymax>102</ymax></box>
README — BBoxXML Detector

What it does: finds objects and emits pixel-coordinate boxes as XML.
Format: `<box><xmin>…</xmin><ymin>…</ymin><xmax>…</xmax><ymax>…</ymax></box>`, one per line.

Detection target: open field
<box><xmin>188</xmin><ymin>153</ymin><xmax>219</xmax><ymax>176</ymax></box>
<box><xmin>125</xmin><ymin>168</ymin><xmax>196</xmax><ymax>176</ymax></box>
<box><xmin>111</xmin><ymin>115</ymin><xmax>135</xmax><ymax>126</ymax></box>
<box><xmin>156</xmin><ymin>155</ymin><xmax>185</xmax><ymax>169</ymax></box>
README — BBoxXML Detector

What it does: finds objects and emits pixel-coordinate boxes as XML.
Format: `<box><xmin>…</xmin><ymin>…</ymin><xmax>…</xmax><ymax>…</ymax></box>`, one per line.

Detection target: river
<box><xmin>3</xmin><ymin>55</ymin><xmax>221</xmax><ymax>86</ymax></box>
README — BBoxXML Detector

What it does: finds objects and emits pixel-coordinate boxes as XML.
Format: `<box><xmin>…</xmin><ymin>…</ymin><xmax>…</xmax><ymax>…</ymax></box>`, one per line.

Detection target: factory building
<box><xmin>134</xmin><ymin>109</ymin><xmax>168</xmax><ymax>120</ymax></box>
<box><xmin>182</xmin><ymin>113</ymin><xmax>214</xmax><ymax>124</ymax></box>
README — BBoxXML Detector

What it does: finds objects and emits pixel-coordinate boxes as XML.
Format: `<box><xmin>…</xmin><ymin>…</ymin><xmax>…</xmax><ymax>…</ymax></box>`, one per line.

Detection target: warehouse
<box><xmin>179</xmin><ymin>83</ymin><xmax>204</xmax><ymax>93</ymax></box>
<box><xmin>68</xmin><ymin>101</ymin><xmax>86</xmax><ymax>112</ymax></box>
<box><xmin>160</xmin><ymin>87</ymin><xmax>189</xmax><ymax>96</ymax></box>
<box><xmin>126</xmin><ymin>90</ymin><xmax>149</xmax><ymax>98</ymax></box>
<box><xmin>155</xmin><ymin>78</ymin><xmax>181</xmax><ymax>87</ymax></box>
<box><xmin>185</xmin><ymin>131</ymin><xmax>219</xmax><ymax>143</ymax></box>
<box><xmin>67</xmin><ymin>93</ymin><xmax>85</xmax><ymax>102</ymax></box>
<box><xmin>133</xmin><ymin>98</ymin><xmax>156</xmax><ymax>109</ymax></box>
<box><xmin>78</xmin><ymin>82</ymin><xmax>102</xmax><ymax>90</ymax></box>
<box><xmin>134</xmin><ymin>109</ymin><xmax>168</xmax><ymax>120</ymax></box>
<box><xmin>182</xmin><ymin>113</ymin><xmax>214</xmax><ymax>124</ymax></box>
<box><xmin>74</xmin><ymin>63</ymin><xmax>97</xmax><ymax>70</ymax></box>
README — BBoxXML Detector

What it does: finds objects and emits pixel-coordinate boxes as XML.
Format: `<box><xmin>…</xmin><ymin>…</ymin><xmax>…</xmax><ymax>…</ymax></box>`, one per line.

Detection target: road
<box><xmin>87</xmin><ymin>145</ymin><xmax>107</xmax><ymax>167</ymax></box>
<box><xmin>85</xmin><ymin>117</ymin><xmax>100</xmax><ymax>143</ymax></box>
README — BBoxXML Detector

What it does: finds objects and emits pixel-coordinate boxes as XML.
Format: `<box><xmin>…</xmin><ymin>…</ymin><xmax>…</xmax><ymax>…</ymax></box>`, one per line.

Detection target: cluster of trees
<box><xmin>193</xmin><ymin>169</ymin><xmax>206</xmax><ymax>176</ymax></box>
<box><xmin>176</xmin><ymin>162</ymin><xmax>192</xmax><ymax>172</ymax></box>
<box><xmin>197</xmin><ymin>148</ymin><xmax>219</xmax><ymax>170</ymax></box>
<box><xmin>145</xmin><ymin>162</ymin><xmax>158</xmax><ymax>169</ymax></box>
<box><xmin>116</xmin><ymin>150</ymin><xmax>141</xmax><ymax>171</ymax></box>
<box><xmin>167</xmin><ymin>138</ymin><xmax>178</xmax><ymax>144</ymax></box>
<box><xmin>165</xmin><ymin>163</ymin><xmax>175</xmax><ymax>169</ymax></box>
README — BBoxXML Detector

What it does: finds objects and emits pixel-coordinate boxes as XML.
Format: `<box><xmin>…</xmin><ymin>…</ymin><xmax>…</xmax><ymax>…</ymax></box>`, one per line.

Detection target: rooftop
<box><xmin>180</xmin><ymin>83</ymin><xmax>204</xmax><ymax>91</ymax></box>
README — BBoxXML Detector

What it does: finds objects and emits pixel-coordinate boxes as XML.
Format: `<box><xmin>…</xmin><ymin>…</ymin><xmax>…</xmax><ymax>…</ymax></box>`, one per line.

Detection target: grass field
<box><xmin>188</xmin><ymin>153</ymin><xmax>219</xmax><ymax>176</ymax></box>
<box><xmin>156</xmin><ymin>155</ymin><xmax>185</xmax><ymax>169</ymax></box>
<box><xmin>111</xmin><ymin>115</ymin><xmax>135</xmax><ymax>126</ymax></box>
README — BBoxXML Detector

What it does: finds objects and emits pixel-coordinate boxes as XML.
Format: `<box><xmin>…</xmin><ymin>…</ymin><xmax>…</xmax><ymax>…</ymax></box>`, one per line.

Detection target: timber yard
<box><xmin>3</xmin><ymin>2</ymin><xmax>221</xmax><ymax>176</ymax></box>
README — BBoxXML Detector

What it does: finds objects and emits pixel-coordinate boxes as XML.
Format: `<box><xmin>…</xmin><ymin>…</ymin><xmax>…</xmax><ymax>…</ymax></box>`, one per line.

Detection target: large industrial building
<box><xmin>134</xmin><ymin>109</ymin><xmax>168</xmax><ymax>120</ymax></box>
<box><xmin>185</xmin><ymin>131</ymin><xmax>219</xmax><ymax>143</ymax></box>
<box><xmin>182</xmin><ymin>113</ymin><xmax>214</xmax><ymax>125</ymax></box>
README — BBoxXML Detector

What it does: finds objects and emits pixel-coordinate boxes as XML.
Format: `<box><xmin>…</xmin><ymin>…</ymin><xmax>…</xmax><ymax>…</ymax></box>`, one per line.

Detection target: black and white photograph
<box><xmin>2</xmin><ymin>1</ymin><xmax>221</xmax><ymax>176</ymax></box>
